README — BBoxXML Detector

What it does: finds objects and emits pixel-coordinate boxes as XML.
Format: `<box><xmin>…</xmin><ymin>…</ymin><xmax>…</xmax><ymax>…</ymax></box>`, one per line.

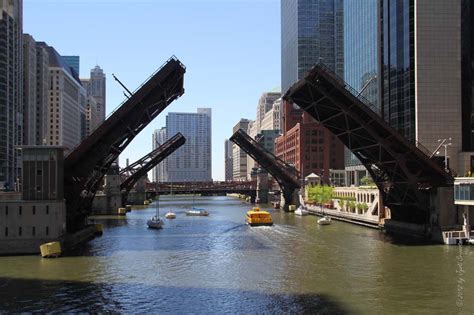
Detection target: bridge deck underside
<box><xmin>64</xmin><ymin>57</ymin><xmax>185</xmax><ymax>231</ymax></box>
<box><xmin>230</xmin><ymin>129</ymin><xmax>300</xmax><ymax>205</ymax></box>
<box><xmin>285</xmin><ymin>65</ymin><xmax>452</xmax><ymax>223</ymax></box>
<box><xmin>121</xmin><ymin>133</ymin><xmax>186</xmax><ymax>199</ymax></box>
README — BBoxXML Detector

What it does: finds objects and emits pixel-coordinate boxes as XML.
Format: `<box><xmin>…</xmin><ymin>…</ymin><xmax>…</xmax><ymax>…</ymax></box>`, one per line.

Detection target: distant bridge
<box><xmin>145</xmin><ymin>181</ymin><xmax>258</xmax><ymax>199</ymax></box>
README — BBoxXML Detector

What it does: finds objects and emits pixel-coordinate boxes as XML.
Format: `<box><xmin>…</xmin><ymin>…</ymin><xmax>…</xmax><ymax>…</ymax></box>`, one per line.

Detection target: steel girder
<box><xmin>120</xmin><ymin>133</ymin><xmax>185</xmax><ymax>203</ymax></box>
<box><xmin>230</xmin><ymin>129</ymin><xmax>300</xmax><ymax>203</ymax></box>
<box><xmin>64</xmin><ymin>56</ymin><xmax>185</xmax><ymax>231</ymax></box>
<box><xmin>284</xmin><ymin>64</ymin><xmax>453</xmax><ymax>223</ymax></box>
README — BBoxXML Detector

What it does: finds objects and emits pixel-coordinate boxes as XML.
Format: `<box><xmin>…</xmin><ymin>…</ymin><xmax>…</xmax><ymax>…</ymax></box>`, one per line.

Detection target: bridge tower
<box><xmin>255</xmin><ymin>167</ymin><xmax>269</xmax><ymax>204</ymax></box>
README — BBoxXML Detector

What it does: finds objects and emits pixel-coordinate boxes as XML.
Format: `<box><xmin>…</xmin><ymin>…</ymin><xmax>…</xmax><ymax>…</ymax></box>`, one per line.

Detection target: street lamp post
<box><xmin>436</xmin><ymin>138</ymin><xmax>452</xmax><ymax>172</ymax></box>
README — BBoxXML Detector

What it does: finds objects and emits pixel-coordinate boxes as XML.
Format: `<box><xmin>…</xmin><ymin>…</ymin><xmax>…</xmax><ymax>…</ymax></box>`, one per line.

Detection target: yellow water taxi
<box><xmin>246</xmin><ymin>207</ymin><xmax>273</xmax><ymax>226</ymax></box>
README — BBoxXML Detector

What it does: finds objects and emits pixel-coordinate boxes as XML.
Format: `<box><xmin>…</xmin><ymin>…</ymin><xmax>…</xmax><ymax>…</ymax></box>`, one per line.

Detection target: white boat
<box><xmin>165</xmin><ymin>211</ymin><xmax>176</xmax><ymax>219</ymax></box>
<box><xmin>147</xmin><ymin>195</ymin><xmax>164</xmax><ymax>229</ymax></box>
<box><xmin>186</xmin><ymin>190</ymin><xmax>209</xmax><ymax>216</ymax></box>
<box><xmin>317</xmin><ymin>215</ymin><xmax>331</xmax><ymax>225</ymax></box>
<box><xmin>186</xmin><ymin>209</ymin><xmax>209</xmax><ymax>216</ymax></box>
<box><xmin>295</xmin><ymin>206</ymin><xmax>309</xmax><ymax>216</ymax></box>
<box><xmin>147</xmin><ymin>216</ymin><xmax>164</xmax><ymax>229</ymax></box>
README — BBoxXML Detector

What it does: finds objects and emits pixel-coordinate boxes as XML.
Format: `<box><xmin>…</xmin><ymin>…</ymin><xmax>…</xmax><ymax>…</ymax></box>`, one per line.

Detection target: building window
<box><xmin>19</xmin><ymin>206</ymin><xmax>22</xmax><ymax>215</ymax></box>
<box><xmin>5</xmin><ymin>205</ymin><xmax>8</xmax><ymax>215</ymax></box>
<box><xmin>32</xmin><ymin>226</ymin><xmax>36</xmax><ymax>236</ymax></box>
<box><xmin>46</xmin><ymin>205</ymin><xmax>49</xmax><ymax>214</ymax></box>
<box><xmin>46</xmin><ymin>226</ymin><xmax>49</xmax><ymax>236</ymax></box>
<box><xmin>32</xmin><ymin>206</ymin><xmax>36</xmax><ymax>215</ymax></box>
<box><xmin>5</xmin><ymin>227</ymin><xmax>8</xmax><ymax>237</ymax></box>
<box><xmin>37</xmin><ymin>169</ymin><xmax>42</xmax><ymax>176</ymax></box>
<box><xmin>19</xmin><ymin>227</ymin><xmax>22</xmax><ymax>236</ymax></box>
<box><xmin>37</xmin><ymin>187</ymin><xmax>42</xmax><ymax>193</ymax></box>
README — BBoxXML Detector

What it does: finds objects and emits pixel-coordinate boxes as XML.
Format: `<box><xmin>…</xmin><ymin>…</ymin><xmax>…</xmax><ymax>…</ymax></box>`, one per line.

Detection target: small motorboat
<box><xmin>295</xmin><ymin>206</ymin><xmax>309</xmax><ymax>216</ymax></box>
<box><xmin>186</xmin><ymin>209</ymin><xmax>209</xmax><ymax>216</ymax></box>
<box><xmin>165</xmin><ymin>211</ymin><xmax>176</xmax><ymax>219</ymax></box>
<box><xmin>147</xmin><ymin>216</ymin><xmax>164</xmax><ymax>229</ymax></box>
<box><xmin>317</xmin><ymin>216</ymin><xmax>331</xmax><ymax>225</ymax></box>
<box><xmin>246</xmin><ymin>207</ymin><xmax>273</xmax><ymax>226</ymax></box>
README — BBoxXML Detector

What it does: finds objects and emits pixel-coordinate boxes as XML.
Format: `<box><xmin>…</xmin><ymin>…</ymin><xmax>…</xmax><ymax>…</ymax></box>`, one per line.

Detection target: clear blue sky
<box><xmin>24</xmin><ymin>0</ymin><xmax>281</xmax><ymax>181</ymax></box>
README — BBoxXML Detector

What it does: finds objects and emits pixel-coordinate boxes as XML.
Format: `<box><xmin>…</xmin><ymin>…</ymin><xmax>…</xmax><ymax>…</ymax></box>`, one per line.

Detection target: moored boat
<box><xmin>165</xmin><ymin>211</ymin><xmax>176</xmax><ymax>219</ymax></box>
<box><xmin>317</xmin><ymin>215</ymin><xmax>331</xmax><ymax>225</ymax></box>
<box><xmin>246</xmin><ymin>207</ymin><xmax>273</xmax><ymax>226</ymax></box>
<box><xmin>147</xmin><ymin>196</ymin><xmax>164</xmax><ymax>229</ymax></box>
<box><xmin>147</xmin><ymin>216</ymin><xmax>164</xmax><ymax>229</ymax></box>
<box><xmin>295</xmin><ymin>206</ymin><xmax>309</xmax><ymax>216</ymax></box>
<box><xmin>186</xmin><ymin>210</ymin><xmax>209</xmax><ymax>216</ymax></box>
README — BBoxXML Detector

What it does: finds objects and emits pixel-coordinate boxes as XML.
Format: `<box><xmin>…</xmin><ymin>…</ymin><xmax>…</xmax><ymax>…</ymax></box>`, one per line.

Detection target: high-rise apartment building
<box><xmin>22</xmin><ymin>34</ymin><xmax>50</xmax><ymax>146</ymax></box>
<box><xmin>23</xmin><ymin>34</ymin><xmax>37</xmax><ymax>146</ymax></box>
<box><xmin>224</xmin><ymin>139</ymin><xmax>233</xmax><ymax>181</ymax></box>
<box><xmin>37</xmin><ymin>42</ymin><xmax>87</xmax><ymax>152</ymax></box>
<box><xmin>153</xmin><ymin>108</ymin><xmax>212</xmax><ymax>182</ymax></box>
<box><xmin>232</xmin><ymin>119</ymin><xmax>251</xmax><ymax>180</ymax></box>
<box><xmin>0</xmin><ymin>0</ymin><xmax>23</xmax><ymax>190</ymax></box>
<box><xmin>277</xmin><ymin>0</ymin><xmax>345</xmax><ymax>182</ymax></box>
<box><xmin>62</xmin><ymin>55</ymin><xmax>79</xmax><ymax>75</ymax></box>
<box><xmin>85</xmin><ymin>95</ymin><xmax>98</xmax><ymax>136</ymax></box>
<box><xmin>256</xmin><ymin>91</ymin><xmax>281</xmax><ymax>131</ymax></box>
<box><xmin>260</xmin><ymin>98</ymin><xmax>283</xmax><ymax>132</ymax></box>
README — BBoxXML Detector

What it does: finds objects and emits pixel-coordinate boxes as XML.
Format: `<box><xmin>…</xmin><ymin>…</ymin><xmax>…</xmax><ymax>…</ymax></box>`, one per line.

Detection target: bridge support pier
<box><xmin>126</xmin><ymin>191</ymin><xmax>147</xmax><ymax>205</ymax></box>
<box><xmin>255</xmin><ymin>168</ymin><xmax>269</xmax><ymax>204</ymax></box>
<box><xmin>280</xmin><ymin>187</ymin><xmax>300</xmax><ymax>211</ymax></box>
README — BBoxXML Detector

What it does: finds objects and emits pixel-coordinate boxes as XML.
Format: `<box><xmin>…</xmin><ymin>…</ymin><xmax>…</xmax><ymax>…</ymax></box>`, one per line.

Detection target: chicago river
<box><xmin>0</xmin><ymin>196</ymin><xmax>473</xmax><ymax>313</ymax></box>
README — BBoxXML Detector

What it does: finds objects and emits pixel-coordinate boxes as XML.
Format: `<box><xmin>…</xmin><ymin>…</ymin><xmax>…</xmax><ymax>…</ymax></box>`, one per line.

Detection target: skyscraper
<box><xmin>23</xmin><ymin>34</ymin><xmax>50</xmax><ymax>146</ymax></box>
<box><xmin>90</xmin><ymin>66</ymin><xmax>106</xmax><ymax>123</ymax></box>
<box><xmin>277</xmin><ymin>0</ymin><xmax>345</xmax><ymax>182</ymax></box>
<box><xmin>281</xmin><ymin>0</ymin><xmax>344</xmax><ymax>93</ymax></box>
<box><xmin>256</xmin><ymin>90</ymin><xmax>281</xmax><ymax>132</ymax></box>
<box><xmin>62</xmin><ymin>55</ymin><xmax>80</xmax><ymax>75</ymax></box>
<box><xmin>343</xmin><ymin>0</ymin><xmax>379</xmax><ymax>185</ymax></box>
<box><xmin>153</xmin><ymin>108</ymin><xmax>212</xmax><ymax>182</ymax></box>
<box><xmin>379</xmin><ymin>0</ymin><xmax>462</xmax><ymax>173</ymax></box>
<box><xmin>232</xmin><ymin>119</ymin><xmax>251</xmax><ymax>181</ymax></box>
<box><xmin>37</xmin><ymin>42</ymin><xmax>87</xmax><ymax>152</ymax></box>
<box><xmin>0</xmin><ymin>0</ymin><xmax>23</xmax><ymax>190</ymax></box>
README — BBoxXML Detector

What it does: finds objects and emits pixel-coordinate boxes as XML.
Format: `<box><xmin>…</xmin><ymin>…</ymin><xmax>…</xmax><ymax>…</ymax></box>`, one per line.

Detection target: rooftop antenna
<box><xmin>112</xmin><ymin>73</ymin><xmax>133</xmax><ymax>99</ymax></box>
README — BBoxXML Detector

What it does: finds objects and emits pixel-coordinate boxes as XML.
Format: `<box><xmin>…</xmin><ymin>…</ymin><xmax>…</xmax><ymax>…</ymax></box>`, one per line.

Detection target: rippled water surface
<box><xmin>0</xmin><ymin>196</ymin><xmax>473</xmax><ymax>313</ymax></box>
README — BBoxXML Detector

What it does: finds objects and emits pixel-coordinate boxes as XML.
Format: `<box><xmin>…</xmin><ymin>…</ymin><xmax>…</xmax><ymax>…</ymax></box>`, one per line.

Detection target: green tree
<box><xmin>360</xmin><ymin>176</ymin><xmax>375</xmax><ymax>186</ymax></box>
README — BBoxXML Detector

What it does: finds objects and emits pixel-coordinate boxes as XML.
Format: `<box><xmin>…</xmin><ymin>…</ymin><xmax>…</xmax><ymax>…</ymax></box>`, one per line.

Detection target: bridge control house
<box><xmin>0</xmin><ymin>146</ymin><xmax>66</xmax><ymax>255</ymax></box>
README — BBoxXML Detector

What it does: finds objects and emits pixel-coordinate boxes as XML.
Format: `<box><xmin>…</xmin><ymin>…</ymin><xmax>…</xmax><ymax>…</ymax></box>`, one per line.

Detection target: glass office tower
<box><xmin>381</xmin><ymin>0</ymin><xmax>415</xmax><ymax>142</ymax></box>
<box><xmin>281</xmin><ymin>0</ymin><xmax>344</xmax><ymax>94</ymax></box>
<box><xmin>343</xmin><ymin>0</ymin><xmax>379</xmax><ymax>185</ymax></box>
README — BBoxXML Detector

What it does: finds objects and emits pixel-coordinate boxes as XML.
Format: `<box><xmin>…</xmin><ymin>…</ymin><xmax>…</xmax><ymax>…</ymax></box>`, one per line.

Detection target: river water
<box><xmin>0</xmin><ymin>196</ymin><xmax>473</xmax><ymax>313</ymax></box>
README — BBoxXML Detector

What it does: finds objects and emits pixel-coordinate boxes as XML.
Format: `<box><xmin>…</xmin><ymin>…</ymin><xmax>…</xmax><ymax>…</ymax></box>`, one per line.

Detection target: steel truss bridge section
<box><xmin>64</xmin><ymin>56</ymin><xmax>186</xmax><ymax>231</ymax></box>
<box><xmin>230</xmin><ymin>129</ymin><xmax>300</xmax><ymax>205</ymax></box>
<box><xmin>284</xmin><ymin>63</ymin><xmax>453</xmax><ymax>223</ymax></box>
<box><xmin>120</xmin><ymin>133</ymin><xmax>186</xmax><ymax>204</ymax></box>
